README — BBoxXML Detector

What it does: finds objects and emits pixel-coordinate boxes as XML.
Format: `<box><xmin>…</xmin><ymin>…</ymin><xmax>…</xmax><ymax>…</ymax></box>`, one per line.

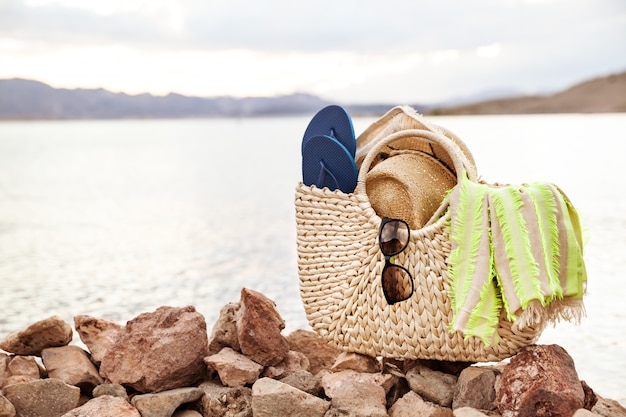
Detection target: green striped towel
<box><xmin>447</xmin><ymin>173</ymin><xmax>586</xmax><ymax>345</ymax></box>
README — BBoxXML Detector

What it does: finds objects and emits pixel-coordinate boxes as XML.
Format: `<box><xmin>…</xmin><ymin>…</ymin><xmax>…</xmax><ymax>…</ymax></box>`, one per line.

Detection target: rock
<box><xmin>330</xmin><ymin>351</ymin><xmax>381</xmax><ymax>373</ymax></box>
<box><xmin>251</xmin><ymin>377</ymin><xmax>330</xmax><ymax>417</ymax></box>
<box><xmin>92</xmin><ymin>383</ymin><xmax>128</xmax><ymax>400</ymax></box>
<box><xmin>406</xmin><ymin>362</ymin><xmax>458</xmax><ymax>407</ymax></box>
<box><xmin>453</xmin><ymin>366</ymin><xmax>497</xmax><ymax>410</ymax></box>
<box><xmin>591</xmin><ymin>395</ymin><xmax>626</xmax><ymax>417</ymax></box>
<box><xmin>573</xmin><ymin>409</ymin><xmax>602</xmax><ymax>417</ymax></box>
<box><xmin>204</xmin><ymin>347</ymin><xmax>263</xmax><ymax>387</ymax></box>
<box><xmin>99</xmin><ymin>305</ymin><xmax>209</xmax><ymax>393</ymax></box>
<box><xmin>280</xmin><ymin>369</ymin><xmax>323</xmax><ymax>396</ymax></box>
<box><xmin>389</xmin><ymin>391</ymin><xmax>453</xmax><ymax>417</ymax></box>
<box><xmin>494</xmin><ymin>344</ymin><xmax>585</xmax><ymax>417</ymax></box>
<box><xmin>321</xmin><ymin>369</ymin><xmax>394</xmax><ymax>398</ymax></box>
<box><xmin>453</xmin><ymin>407</ymin><xmax>491</xmax><ymax>417</ymax></box>
<box><xmin>328</xmin><ymin>380</ymin><xmax>388</xmax><ymax>417</ymax></box>
<box><xmin>197</xmin><ymin>380</ymin><xmax>252</xmax><ymax>417</ymax></box>
<box><xmin>172</xmin><ymin>411</ymin><xmax>203</xmax><ymax>417</ymax></box>
<box><xmin>0</xmin><ymin>316</ymin><xmax>73</xmax><ymax>356</ymax></box>
<box><xmin>131</xmin><ymin>387</ymin><xmax>204</xmax><ymax>417</ymax></box>
<box><xmin>208</xmin><ymin>302</ymin><xmax>241</xmax><ymax>354</ymax></box>
<box><xmin>61</xmin><ymin>395</ymin><xmax>141</xmax><ymax>417</ymax></box>
<box><xmin>73</xmin><ymin>315</ymin><xmax>123</xmax><ymax>365</ymax></box>
<box><xmin>5</xmin><ymin>355</ymin><xmax>42</xmax><ymax>386</ymax></box>
<box><xmin>236</xmin><ymin>288</ymin><xmax>289</xmax><ymax>367</ymax></box>
<box><xmin>285</xmin><ymin>329</ymin><xmax>341</xmax><ymax>375</ymax></box>
<box><xmin>581</xmin><ymin>380</ymin><xmax>598</xmax><ymax>411</ymax></box>
<box><xmin>3</xmin><ymin>378</ymin><xmax>80</xmax><ymax>417</ymax></box>
<box><xmin>0</xmin><ymin>395</ymin><xmax>16</xmax><ymax>417</ymax></box>
<box><xmin>0</xmin><ymin>354</ymin><xmax>10</xmax><ymax>388</ymax></box>
<box><xmin>41</xmin><ymin>346</ymin><xmax>103</xmax><ymax>393</ymax></box>
<box><xmin>262</xmin><ymin>350</ymin><xmax>310</xmax><ymax>379</ymax></box>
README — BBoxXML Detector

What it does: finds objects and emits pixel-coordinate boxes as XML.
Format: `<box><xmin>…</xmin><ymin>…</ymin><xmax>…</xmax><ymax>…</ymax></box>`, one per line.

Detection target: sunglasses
<box><xmin>378</xmin><ymin>217</ymin><xmax>414</xmax><ymax>305</ymax></box>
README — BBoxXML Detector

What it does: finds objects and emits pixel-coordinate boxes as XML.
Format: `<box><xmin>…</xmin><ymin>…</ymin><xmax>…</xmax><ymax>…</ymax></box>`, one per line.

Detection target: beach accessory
<box><xmin>366</xmin><ymin>152</ymin><xmax>457</xmax><ymax>230</ymax></box>
<box><xmin>295</xmin><ymin>106</ymin><xmax>585</xmax><ymax>362</ymax></box>
<box><xmin>379</xmin><ymin>217</ymin><xmax>414</xmax><ymax>304</ymax></box>
<box><xmin>301</xmin><ymin>106</ymin><xmax>357</xmax><ymax>193</ymax></box>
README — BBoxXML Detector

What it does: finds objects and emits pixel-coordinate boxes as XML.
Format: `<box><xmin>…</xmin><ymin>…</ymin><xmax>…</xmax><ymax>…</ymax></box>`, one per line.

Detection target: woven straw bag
<box><xmin>295</xmin><ymin>122</ymin><xmax>546</xmax><ymax>362</ymax></box>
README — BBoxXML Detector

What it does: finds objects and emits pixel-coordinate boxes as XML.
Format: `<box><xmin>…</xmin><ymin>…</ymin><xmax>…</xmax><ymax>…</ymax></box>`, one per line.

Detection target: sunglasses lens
<box><xmin>382</xmin><ymin>264</ymin><xmax>413</xmax><ymax>304</ymax></box>
<box><xmin>380</xmin><ymin>219</ymin><xmax>410</xmax><ymax>255</ymax></box>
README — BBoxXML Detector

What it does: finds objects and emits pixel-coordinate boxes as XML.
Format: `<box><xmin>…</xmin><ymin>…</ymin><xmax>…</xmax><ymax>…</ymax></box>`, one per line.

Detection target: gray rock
<box><xmin>328</xmin><ymin>380</ymin><xmax>388</xmax><ymax>417</ymax></box>
<box><xmin>131</xmin><ymin>387</ymin><xmax>204</xmax><ymax>417</ymax></box>
<box><xmin>61</xmin><ymin>395</ymin><xmax>141</xmax><ymax>417</ymax></box>
<box><xmin>251</xmin><ymin>377</ymin><xmax>330</xmax><ymax>417</ymax></box>
<box><xmin>453</xmin><ymin>366</ymin><xmax>497</xmax><ymax>410</ymax></box>
<box><xmin>197</xmin><ymin>380</ymin><xmax>252</xmax><ymax>417</ymax></box>
<box><xmin>405</xmin><ymin>362</ymin><xmax>457</xmax><ymax>407</ymax></box>
<box><xmin>208</xmin><ymin>302</ymin><xmax>241</xmax><ymax>354</ymax></box>
<box><xmin>389</xmin><ymin>391</ymin><xmax>453</xmax><ymax>417</ymax></box>
<box><xmin>92</xmin><ymin>383</ymin><xmax>129</xmax><ymax>400</ymax></box>
<box><xmin>0</xmin><ymin>316</ymin><xmax>73</xmax><ymax>356</ymax></box>
<box><xmin>453</xmin><ymin>407</ymin><xmax>491</xmax><ymax>417</ymax></box>
<box><xmin>3</xmin><ymin>378</ymin><xmax>80</xmax><ymax>417</ymax></box>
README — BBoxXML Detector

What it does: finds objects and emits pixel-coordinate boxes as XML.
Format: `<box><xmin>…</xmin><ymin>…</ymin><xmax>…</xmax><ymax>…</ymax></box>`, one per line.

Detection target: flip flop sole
<box><xmin>302</xmin><ymin>105</ymin><xmax>356</xmax><ymax>157</ymax></box>
<box><xmin>302</xmin><ymin>135</ymin><xmax>358</xmax><ymax>193</ymax></box>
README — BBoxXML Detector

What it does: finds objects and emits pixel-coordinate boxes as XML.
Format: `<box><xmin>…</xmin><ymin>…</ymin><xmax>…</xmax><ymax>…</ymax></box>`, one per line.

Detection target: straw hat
<box><xmin>366</xmin><ymin>151</ymin><xmax>457</xmax><ymax>230</ymax></box>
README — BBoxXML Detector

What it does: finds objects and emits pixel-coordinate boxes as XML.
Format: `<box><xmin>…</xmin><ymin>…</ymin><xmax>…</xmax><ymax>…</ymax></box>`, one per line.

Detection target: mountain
<box><xmin>428</xmin><ymin>71</ymin><xmax>626</xmax><ymax>115</ymax></box>
<box><xmin>1</xmin><ymin>70</ymin><xmax>625</xmax><ymax>120</ymax></box>
<box><xmin>0</xmin><ymin>79</ymin><xmax>332</xmax><ymax>120</ymax></box>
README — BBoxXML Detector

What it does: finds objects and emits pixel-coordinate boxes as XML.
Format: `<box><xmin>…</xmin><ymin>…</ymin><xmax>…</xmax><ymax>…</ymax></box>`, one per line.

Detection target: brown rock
<box><xmin>251</xmin><ymin>377</ymin><xmax>330</xmax><ymax>417</ymax></box>
<box><xmin>591</xmin><ymin>395</ymin><xmax>626</xmax><ymax>416</ymax></box>
<box><xmin>572</xmin><ymin>409</ymin><xmax>601</xmax><ymax>417</ymax></box>
<box><xmin>204</xmin><ymin>347</ymin><xmax>263</xmax><ymax>387</ymax></box>
<box><xmin>406</xmin><ymin>362</ymin><xmax>458</xmax><ymax>407</ymax></box>
<box><xmin>330</xmin><ymin>351</ymin><xmax>381</xmax><ymax>373</ymax></box>
<box><xmin>285</xmin><ymin>329</ymin><xmax>341</xmax><ymax>375</ymax></box>
<box><xmin>581</xmin><ymin>380</ymin><xmax>598</xmax><ymax>411</ymax></box>
<box><xmin>41</xmin><ymin>346</ymin><xmax>103</xmax><ymax>393</ymax></box>
<box><xmin>131</xmin><ymin>387</ymin><xmax>204</xmax><ymax>417</ymax></box>
<box><xmin>494</xmin><ymin>344</ymin><xmax>584</xmax><ymax>417</ymax></box>
<box><xmin>99</xmin><ymin>305</ymin><xmax>209</xmax><ymax>393</ymax></box>
<box><xmin>0</xmin><ymin>394</ymin><xmax>16</xmax><ymax>417</ymax></box>
<box><xmin>0</xmin><ymin>356</ymin><xmax>42</xmax><ymax>387</ymax></box>
<box><xmin>172</xmin><ymin>411</ymin><xmax>203</xmax><ymax>417</ymax></box>
<box><xmin>328</xmin><ymin>380</ymin><xmax>388</xmax><ymax>417</ymax></box>
<box><xmin>452</xmin><ymin>407</ymin><xmax>492</xmax><ymax>417</ymax></box>
<box><xmin>73</xmin><ymin>315</ymin><xmax>123</xmax><ymax>365</ymax></box>
<box><xmin>389</xmin><ymin>391</ymin><xmax>453</xmax><ymax>417</ymax></box>
<box><xmin>236</xmin><ymin>288</ymin><xmax>288</xmax><ymax>366</ymax></box>
<box><xmin>280</xmin><ymin>369</ymin><xmax>323</xmax><ymax>397</ymax></box>
<box><xmin>92</xmin><ymin>383</ymin><xmax>128</xmax><ymax>400</ymax></box>
<box><xmin>61</xmin><ymin>395</ymin><xmax>141</xmax><ymax>417</ymax></box>
<box><xmin>0</xmin><ymin>354</ymin><xmax>10</xmax><ymax>388</ymax></box>
<box><xmin>0</xmin><ymin>316</ymin><xmax>73</xmax><ymax>356</ymax></box>
<box><xmin>321</xmin><ymin>369</ymin><xmax>394</xmax><ymax>398</ymax></box>
<box><xmin>3</xmin><ymin>378</ymin><xmax>81</xmax><ymax>417</ymax></box>
<box><xmin>208</xmin><ymin>302</ymin><xmax>241</xmax><ymax>354</ymax></box>
<box><xmin>262</xmin><ymin>350</ymin><xmax>310</xmax><ymax>379</ymax></box>
<box><xmin>197</xmin><ymin>380</ymin><xmax>253</xmax><ymax>417</ymax></box>
<box><xmin>453</xmin><ymin>366</ymin><xmax>497</xmax><ymax>410</ymax></box>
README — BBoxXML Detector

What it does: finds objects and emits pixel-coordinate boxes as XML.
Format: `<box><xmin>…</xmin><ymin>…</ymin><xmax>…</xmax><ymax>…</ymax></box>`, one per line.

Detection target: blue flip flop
<box><xmin>302</xmin><ymin>134</ymin><xmax>358</xmax><ymax>193</ymax></box>
<box><xmin>302</xmin><ymin>105</ymin><xmax>356</xmax><ymax>157</ymax></box>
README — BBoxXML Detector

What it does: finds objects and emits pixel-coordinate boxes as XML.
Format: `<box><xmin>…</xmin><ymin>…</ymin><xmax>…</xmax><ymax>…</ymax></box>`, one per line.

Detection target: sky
<box><xmin>0</xmin><ymin>0</ymin><xmax>625</xmax><ymax>104</ymax></box>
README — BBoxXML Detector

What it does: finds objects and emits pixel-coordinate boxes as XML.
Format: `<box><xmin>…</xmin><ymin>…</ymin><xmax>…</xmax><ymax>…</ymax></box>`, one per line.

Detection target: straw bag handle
<box><xmin>356</xmin><ymin>128</ymin><xmax>477</xmax><ymax>196</ymax></box>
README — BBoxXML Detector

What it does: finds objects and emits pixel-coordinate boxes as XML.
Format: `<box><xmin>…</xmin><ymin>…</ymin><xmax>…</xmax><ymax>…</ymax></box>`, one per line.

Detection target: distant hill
<box><xmin>1</xmin><ymin>71</ymin><xmax>624</xmax><ymax>120</ymax></box>
<box><xmin>0</xmin><ymin>79</ymin><xmax>335</xmax><ymax>120</ymax></box>
<box><xmin>428</xmin><ymin>71</ymin><xmax>626</xmax><ymax>115</ymax></box>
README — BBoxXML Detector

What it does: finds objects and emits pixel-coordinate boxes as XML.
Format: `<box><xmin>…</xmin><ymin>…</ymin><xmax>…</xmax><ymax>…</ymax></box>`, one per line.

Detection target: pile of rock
<box><xmin>0</xmin><ymin>287</ymin><xmax>624</xmax><ymax>417</ymax></box>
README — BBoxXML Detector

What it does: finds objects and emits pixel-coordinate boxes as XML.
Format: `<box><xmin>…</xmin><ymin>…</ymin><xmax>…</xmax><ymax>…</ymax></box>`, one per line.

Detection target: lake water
<box><xmin>0</xmin><ymin>113</ymin><xmax>624</xmax><ymax>404</ymax></box>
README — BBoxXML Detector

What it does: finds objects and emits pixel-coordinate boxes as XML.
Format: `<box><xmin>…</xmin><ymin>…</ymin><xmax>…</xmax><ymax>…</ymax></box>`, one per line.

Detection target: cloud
<box><xmin>0</xmin><ymin>0</ymin><xmax>625</xmax><ymax>103</ymax></box>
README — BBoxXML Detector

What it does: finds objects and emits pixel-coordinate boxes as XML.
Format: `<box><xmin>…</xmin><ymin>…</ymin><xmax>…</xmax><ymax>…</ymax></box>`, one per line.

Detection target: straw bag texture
<box><xmin>295</xmin><ymin>119</ymin><xmax>545</xmax><ymax>362</ymax></box>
